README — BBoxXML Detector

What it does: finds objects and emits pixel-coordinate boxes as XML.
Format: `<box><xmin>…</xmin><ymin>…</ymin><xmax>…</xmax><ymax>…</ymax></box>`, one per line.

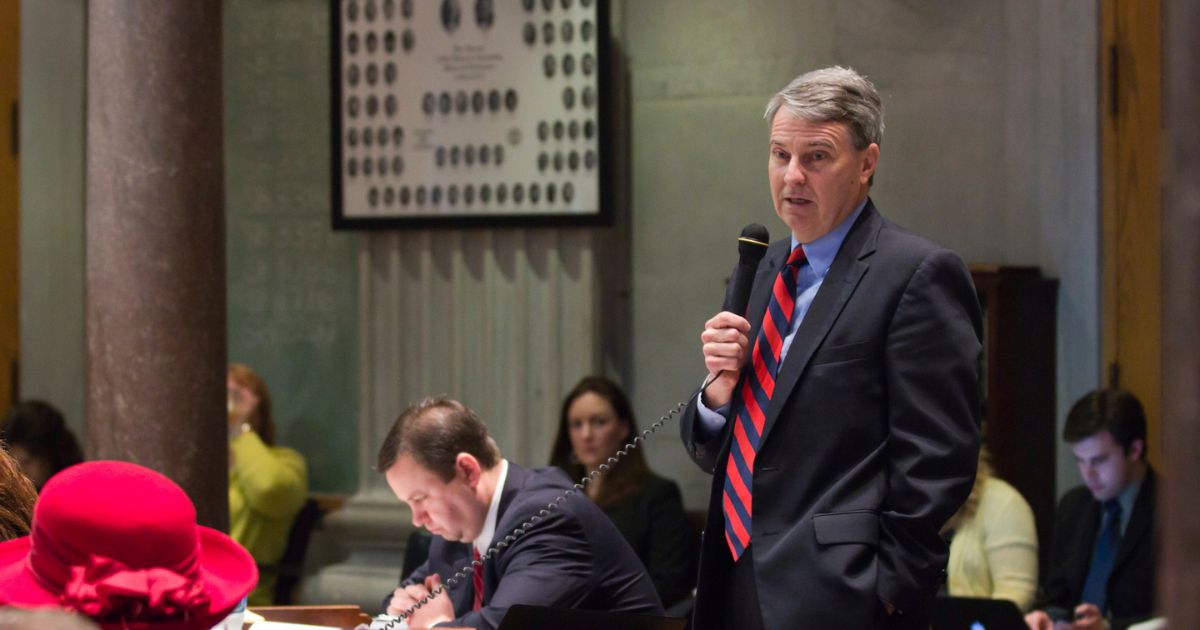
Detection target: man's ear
<box><xmin>859</xmin><ymin>143</ymin><xmax>880</xmax><ymax>184</ymax></box>
<box><xmin>1126</xmin><ymin>438</ymin><xmax>1145</xmax><ymax>462</ymax></box>
<box><xmin>456</xmin><ymin>453</ymin><xmax>482</xmax><ymax>487</ymax></box>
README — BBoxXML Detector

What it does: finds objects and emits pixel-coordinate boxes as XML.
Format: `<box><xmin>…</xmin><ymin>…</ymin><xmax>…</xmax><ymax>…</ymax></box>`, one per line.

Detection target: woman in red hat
<box><xmin>0</xmin><ymin>460</ymin><xmax>258</xmax><ymax>629</ymax></box>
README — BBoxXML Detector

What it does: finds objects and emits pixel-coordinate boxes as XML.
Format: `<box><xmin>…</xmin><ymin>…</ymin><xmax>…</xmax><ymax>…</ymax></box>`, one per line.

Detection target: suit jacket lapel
<box><xmin>439</xmin><ymin>463</ymin><xmax>526</xmax><ymax>616</ymax></box>
<box><xmin>443</xmin><ymin>540</ymin><xmax>474</xmax><ymax>613</ymax></box>
<box><xmin>759</xmin><ymin>202</ymin><xmax>880</xmax><ymax>445</ymax></box>
<box><xmin>1112</xmin><ymin>468</ymin><xmax>1155</xmax><ymax>573</ymax></box>
<box><xmin>480</xmin><ymin>462</ymin><xmax>524</xmax><ymax>596</ymax></box>
<box><xmin>1070</xmin><ymin>499</ymin><xmax>1102</xmax><ymax>589</ymax></box>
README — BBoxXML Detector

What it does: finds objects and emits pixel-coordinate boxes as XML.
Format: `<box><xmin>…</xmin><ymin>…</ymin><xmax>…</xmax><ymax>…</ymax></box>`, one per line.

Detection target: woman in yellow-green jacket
<box><xmin>228</xmin><ymin>363</ymin><xmax>308</xmax><ymax>605</ymax></box>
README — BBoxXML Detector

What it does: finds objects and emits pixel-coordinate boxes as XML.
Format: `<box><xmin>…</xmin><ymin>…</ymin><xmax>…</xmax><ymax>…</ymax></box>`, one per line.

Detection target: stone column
<box><xmin>85</xmin><ymin>2</ymin><xmax>227</xmax><ymax>530</ymax></box>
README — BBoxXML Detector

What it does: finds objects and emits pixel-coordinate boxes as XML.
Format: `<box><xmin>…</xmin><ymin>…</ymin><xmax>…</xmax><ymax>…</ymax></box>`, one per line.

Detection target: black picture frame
<box><xmin>330</xmin><ymin>0</ymin><xmax>612</xmax><ymax>229</ymax></box>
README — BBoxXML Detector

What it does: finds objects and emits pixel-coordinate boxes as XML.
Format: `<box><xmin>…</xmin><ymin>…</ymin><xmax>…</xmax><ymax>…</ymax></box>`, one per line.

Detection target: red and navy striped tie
<box><xmin>723</xmin><ymin>245</ymin><xmax>807</xmax><ymax>561</ymax></box>
<box><xmin>473</xmin><ymin>547</ymin><xmax>484</xmax><ymax>610</ymax></box>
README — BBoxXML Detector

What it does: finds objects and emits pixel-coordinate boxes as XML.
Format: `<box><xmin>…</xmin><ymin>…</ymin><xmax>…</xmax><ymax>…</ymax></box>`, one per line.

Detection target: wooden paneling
<box><xmin>1101</xmin><ymin>0</ymin><xmax>1163</xmax><ymax>466</ymax></box>
<box><xmin>1161</xmin><ymin>0</ymin><xmax>1200</xmax><ymax>625</ymax></box>
<box><xmin>971</xmin><ymin>265</ymin><xmax>1058</xmax><ymax>573</ymax></box>
<box><xmin>0</xmin><ymin>0</ymin><xmax>19</xmax><ymax>410</ymax></box>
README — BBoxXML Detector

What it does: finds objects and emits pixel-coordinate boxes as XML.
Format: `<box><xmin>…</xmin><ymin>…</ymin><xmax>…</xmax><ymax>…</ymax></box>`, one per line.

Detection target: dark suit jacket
<box><xmin>1040</xmin><ymin>468</ymin><xmax>1157</xmax><ymax>628</ymax></box>
<box><xmin>681</xmin><ymin>200</ymin><xmax>982</xmax><ymax>630</ymax></box>
<box><xmin>401</xmin><ymin>463</ymin><xmax>663</xmax><ymax>630</ymax></box>
<box><xmin>601</xmin><ymin>473</ymin><xmax>697</xmax><ymax>607</ymax></box>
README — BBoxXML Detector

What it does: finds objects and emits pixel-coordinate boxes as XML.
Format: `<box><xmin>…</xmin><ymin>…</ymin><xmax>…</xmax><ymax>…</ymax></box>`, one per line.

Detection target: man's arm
<box><xmin>680</xmin><ymin>393</ymin><xmax>729</xmax><ymax>473</ymax></box>
<box><xmin>381</xmin><ymin>557</ymin><xmax>433</xmax><ymax>615</ymax></box>
<box><xmin>681</xmin><ymin>311</ymin><xmax>751</xmax><ymax>472</ymax></box>
<box><xmin>448</xmin><ymin>509</ymin><xmax>598</xmax><ymax>630</ymax></box>
<box><xmin>1036</xmin><ymin>490</ymin><xmax>1087</xmax><ymax>613</ymax></box>
<box><xmin>229</xmin><ymin>432</ymin><xmax>308</xmax><ymax>518</ymax></box>
<box><xmin>388</xmin><ymin>575</ymin><xmax>453</xmax><ymax>625</ymax></box>
<box><xmin>877</xmin><ymin>249</ymin><xmax>982</xmax><ymax>614</ymax></box>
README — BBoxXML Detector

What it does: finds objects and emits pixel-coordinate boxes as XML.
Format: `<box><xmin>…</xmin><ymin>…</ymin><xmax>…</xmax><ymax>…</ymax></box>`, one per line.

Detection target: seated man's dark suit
<box><xmin>681</xmin><ymin>201</ymin><xmax>982</xmax><ymax>630</ymax></box>
<box><xmin>397</xmin><ymin>463</ymin><xmax>663</xmax><ymax>630</ymax></box>
<box><xmin>1040</xmin><ymin>468</ymin><xmax>1157</xmax><ymax>629</ymax></box>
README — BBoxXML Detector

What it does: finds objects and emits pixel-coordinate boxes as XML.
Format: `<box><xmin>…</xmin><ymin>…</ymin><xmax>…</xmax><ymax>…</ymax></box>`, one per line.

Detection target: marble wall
<box><xmin>18</xmin><ymin>0</ymin><xmax>87</xmax><ymax>439</ymax></box>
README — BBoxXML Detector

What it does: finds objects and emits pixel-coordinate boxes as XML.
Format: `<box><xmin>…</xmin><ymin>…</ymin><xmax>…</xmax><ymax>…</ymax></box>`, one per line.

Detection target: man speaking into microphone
<box><xmin>680</xmin><ymin>66</ymin><xmax>982</xmax><ymax>630</ymax></box>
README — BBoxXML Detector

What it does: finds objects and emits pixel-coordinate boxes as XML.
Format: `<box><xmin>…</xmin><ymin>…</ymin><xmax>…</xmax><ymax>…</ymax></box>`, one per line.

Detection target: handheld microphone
<box><xmin>722</xmin><ymin>224</ymin><xmax>770</xmax><ymax>315</ymax></box>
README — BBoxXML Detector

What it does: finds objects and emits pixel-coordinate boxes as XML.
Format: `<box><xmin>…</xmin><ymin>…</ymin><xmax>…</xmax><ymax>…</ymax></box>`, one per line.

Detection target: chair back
<box><xmin>270</xmin><ymin>497</ymin><xmax>323</xmax><ymax>604</ymax></box>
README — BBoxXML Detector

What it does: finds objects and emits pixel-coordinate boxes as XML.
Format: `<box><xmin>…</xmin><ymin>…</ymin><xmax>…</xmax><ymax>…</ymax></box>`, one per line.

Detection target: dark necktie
<box><xmin>722</xmin><ymin>245</ymin><xmax>807</xmax><ymax>561</ymax></box>
<box><xmin>1079</xmin><ymin>499</ymin><xmax>1122</xmax><ymax>612</ymax></box>
<box><xmin>472</xmin><ymin>547</ymin><xmax>483</xmax><ymax>611</ymax></box>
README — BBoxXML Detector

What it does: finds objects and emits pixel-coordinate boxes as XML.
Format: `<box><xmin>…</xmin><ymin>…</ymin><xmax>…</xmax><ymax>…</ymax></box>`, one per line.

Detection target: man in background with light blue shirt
<box><xmin>1025</xmin><ymin>388</ymin><xmax>1157</xmax><ymax>630</ymax></box>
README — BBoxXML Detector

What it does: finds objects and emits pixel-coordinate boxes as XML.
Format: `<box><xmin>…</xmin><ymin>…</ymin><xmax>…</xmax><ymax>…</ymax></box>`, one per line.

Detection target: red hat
<box><xmin>0</xmin><ymin>461</ymin><xmax>257</xmax><ymax>629</ymax></box>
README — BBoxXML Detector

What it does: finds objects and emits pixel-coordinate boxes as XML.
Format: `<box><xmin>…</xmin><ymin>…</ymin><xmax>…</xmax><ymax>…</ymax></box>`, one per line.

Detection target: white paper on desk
<box><xmin>248</xmin><ymin>622</ymin><xmax>340</xmax><ymax>630</ymax></box>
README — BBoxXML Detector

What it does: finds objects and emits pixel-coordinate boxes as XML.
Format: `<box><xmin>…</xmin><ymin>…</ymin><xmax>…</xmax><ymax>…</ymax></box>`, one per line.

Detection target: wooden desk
<box><xmin>249</xmin><ymin>605</ymin><xmax>370</xmax><ymax>628</ymax></box>
<box><xmin>247</xmin><ymin>606</ymin><xmax>467</xmax><ymax>630</ymax></box>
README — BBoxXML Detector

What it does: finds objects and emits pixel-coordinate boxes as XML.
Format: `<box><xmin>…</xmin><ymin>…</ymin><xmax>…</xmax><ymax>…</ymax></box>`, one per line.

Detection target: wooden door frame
<box><xmin>1</xmin><ymin>0</ymin><xmax>20</xmax><ymax>409</ymax></box>
<box><xmin>1100</xmin><ymin>0</ymin><xmax>1163</xmax><ymax>466</ymax></box>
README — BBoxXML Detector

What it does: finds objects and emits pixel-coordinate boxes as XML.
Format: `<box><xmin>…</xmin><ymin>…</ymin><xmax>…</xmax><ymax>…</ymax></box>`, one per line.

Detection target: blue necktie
<box><xmin>1079</xmin><ymin>499</ymin><xmax>1122</xmax><ymax>611</ymax></box>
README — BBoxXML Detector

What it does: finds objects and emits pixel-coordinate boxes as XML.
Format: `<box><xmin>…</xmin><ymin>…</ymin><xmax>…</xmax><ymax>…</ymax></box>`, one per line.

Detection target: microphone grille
<box><xmin>737</xmin><ymin>224</ymin><xmax>770</xmax><ymax>258</ymax></box>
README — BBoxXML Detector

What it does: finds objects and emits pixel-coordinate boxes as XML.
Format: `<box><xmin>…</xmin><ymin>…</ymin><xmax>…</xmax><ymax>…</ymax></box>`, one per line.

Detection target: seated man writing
<box><xmin>1025</xmin><ymin>388</ymin><xmax>1157</xmax><ymax>630</ymax></box>
<box><xmin>379</xmin><ymin>396</ymin><xmax>663</xmax><ymax>630</ymax></box>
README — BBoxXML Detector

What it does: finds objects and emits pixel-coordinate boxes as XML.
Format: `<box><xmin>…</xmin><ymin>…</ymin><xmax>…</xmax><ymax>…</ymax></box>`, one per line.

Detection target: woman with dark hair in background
<box><xmin>1</xmin><ymin>400</ymin><xmax>83</xmax><ymax>490</ymax></box>
<box><xmin>0</xmin><ymin>446</ymin><xmax>36</xmax><ymax>542</ymax></box>
<box><xmin>549</xmin><ymin>376</ymin><xmax>696</xmax><ymax>608</ymax></box>
<box><xmin>227</xmin><ymin>363</ymin><xmax>308</xmax><ymax>605</ymax></box>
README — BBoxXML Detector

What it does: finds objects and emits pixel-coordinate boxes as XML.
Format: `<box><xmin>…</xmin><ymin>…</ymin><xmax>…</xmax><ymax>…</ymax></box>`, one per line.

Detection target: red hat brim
<box><xmin>0</xmin><ymin>527</ymin><xmax>257</xmax><ymax>630</ymax></box>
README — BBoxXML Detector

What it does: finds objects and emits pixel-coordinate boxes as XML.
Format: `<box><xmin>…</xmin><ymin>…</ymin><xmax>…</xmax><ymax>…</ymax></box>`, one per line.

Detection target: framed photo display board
<box><xmin>332</xmin><ymin>0</ymin><xmax>612</xmax><ymax>228</ymax></box>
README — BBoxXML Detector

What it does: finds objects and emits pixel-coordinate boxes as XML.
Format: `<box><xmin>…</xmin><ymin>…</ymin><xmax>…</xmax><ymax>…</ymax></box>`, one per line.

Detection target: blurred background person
<box><xmin>1</xmin><ymin>400</ymin><xmax>84</xmax><ymax>490</ymax></box>
<box><xmin>549</xmin><ymin>376</ymin><xmax>697</xmax><ymax>608</ymax></box>
<box><xmin>942</xmin><ymin>446</ymin><xmax>1039</xmax><ymax>611</ymax></box>
<box><xmin>227</xmin><ymin>362</ymin><xmax>308</xmax><ymax>605</ymax></box>
<box><xmin>0</xmin><ymin>445</ymin><xmax>36</xmax><ymax>541</ymax></box>
<box><xmin>1025</xmin><ymin>388</ymin><xmax>1157</xmax><ymax>630</ymax></box>
<box><xmin>0</xmin><ymin>460</ymin><xmax>257</xmax><ymax>629</ymax></box>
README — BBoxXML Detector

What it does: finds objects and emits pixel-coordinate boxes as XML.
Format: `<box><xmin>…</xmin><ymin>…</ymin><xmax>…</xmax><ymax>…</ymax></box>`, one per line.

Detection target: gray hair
<box><xmin>764</xmin><ymin>66</ymin><xmax>884</xmax><ymax>150</ymax></box>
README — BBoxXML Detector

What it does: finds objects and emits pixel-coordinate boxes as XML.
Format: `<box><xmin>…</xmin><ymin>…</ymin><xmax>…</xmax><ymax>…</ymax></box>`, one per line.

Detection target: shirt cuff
<box><xmin>697</xmin><ymin>389</ymin><xmax>730</xmax><ymax>436</ymax></box>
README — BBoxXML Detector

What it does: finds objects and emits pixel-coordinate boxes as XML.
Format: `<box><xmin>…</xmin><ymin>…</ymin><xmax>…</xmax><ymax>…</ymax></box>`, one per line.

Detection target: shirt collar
<box><xmin>791</xmin><ymin>197</ymin><xmax>868</xmax><ymax>277</ymax></box>
<box><xmin>474</xmin><ymin>459</ymin><xmax>509</xmax><ymax>555</ymax></box>
<box><xmin>1114</xmin><ymin>473</ymin><xmax>1143</xmax><ymax>528</ymax></box>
